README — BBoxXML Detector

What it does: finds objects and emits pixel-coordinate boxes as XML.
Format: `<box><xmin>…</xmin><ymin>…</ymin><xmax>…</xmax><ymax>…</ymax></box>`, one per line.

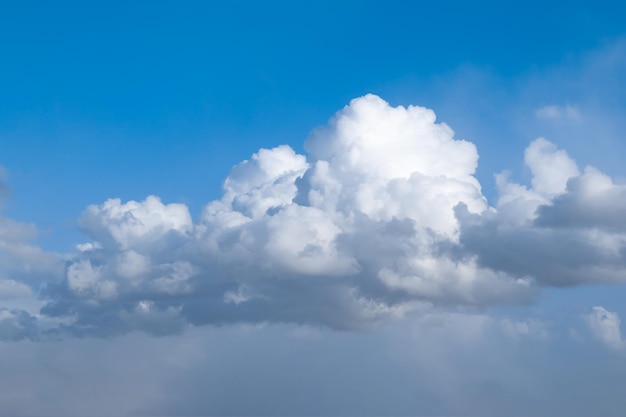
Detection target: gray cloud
<box><xmin>458</xmin><ymin>139</ymin><xmax>626</xmax><ymax>287</ymax></box>
<box><xmin>536</xmin><ymin>167</ymin><xmax>626</xmax><ymax>232</ymax></box>
<box><xmin>0</xmin><ymin>308</ymin><xmax>38</xmax><ymax>341</ymax></box>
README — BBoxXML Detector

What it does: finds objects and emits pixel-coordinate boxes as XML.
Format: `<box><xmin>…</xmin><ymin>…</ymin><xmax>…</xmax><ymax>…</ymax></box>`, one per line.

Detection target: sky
<box><xmin>2</xmin><ymin>1</ymin><xmax>626</xmax><ymax>416</ymax></box>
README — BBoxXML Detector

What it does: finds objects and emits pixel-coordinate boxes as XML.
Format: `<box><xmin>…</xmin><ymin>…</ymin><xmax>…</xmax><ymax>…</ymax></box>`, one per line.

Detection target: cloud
<box><xmin>0</xmin><ymin>215</ymin><xmax>63</xmax><ymax>290</ymax></box>
<box><xmin>0</xmin><ymin>190</ymin><xmax>64</xmax><ymax>342</ymax></box>
<box><xmin>535</xmin><ymin>104</ymin><xmax>582</xmax><ymax>122</ymax></box>
<box><xmin>0</xmin><ymin>315</ymin><xmax>594</xmax><ymax>417</ymax></box>
<box><xmin>535</xmin><ymin>166</ymin><xmax>626</xmax><ymax>232</ymax></box>
<box><xmin>585</xmin><ymin>306</ymin><xmax>625</xmax><ymax>350</ymax></box>
<box><xmin>3</xmin><ymin>94</ymin><xmax>626</xmax><ymax>339</ymax></box>
<box><xmin>0</xmin><ymin>279</ymin><xmax>31</xmax><ymax>300</ymax></box>
<box><xmin>524</xmin><ymin>137</ymin><xmax>580</xmax><ymax>196</ymax></box>
<box><xmin>0</xmin><ymin>308</ymin><xmax>38</xmax><ymax>340</ymax></box>
<box><xmin>457</xmin><ymin>137</ymin><xmax>626</xmax><ymax>286</ymax></box>
<box><xmin>32</xmin><ymin>95</ymin><xmax>534</xmax><ymax>337</ymax></box>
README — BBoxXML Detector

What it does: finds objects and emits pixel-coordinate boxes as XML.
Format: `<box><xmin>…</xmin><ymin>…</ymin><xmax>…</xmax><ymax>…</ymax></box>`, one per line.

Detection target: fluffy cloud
<box><xmin>34</xmin><ymin>95</ymin><xmax>533</xmax><ymax>337</ymax></box>
<box><xmin>3</xmin><ymin>95</ymin><xmax>626</xmax><ymax>339</ymax></box>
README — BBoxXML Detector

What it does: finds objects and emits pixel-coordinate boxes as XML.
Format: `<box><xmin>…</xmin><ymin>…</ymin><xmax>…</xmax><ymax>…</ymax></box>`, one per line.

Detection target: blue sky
<box><xmin>2</xmin><ymin>1</ymin><xmax>626</xmax><ymax>416</ymax></box>
<box><xmin>3</xmin><ymin>0</ymin><xmax>625</xmax><ymax>243</ymax></box>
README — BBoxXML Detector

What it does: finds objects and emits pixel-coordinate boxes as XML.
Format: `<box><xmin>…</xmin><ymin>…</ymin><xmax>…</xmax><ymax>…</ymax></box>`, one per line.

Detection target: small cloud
<box><xmin>535</xmin><ymin>104</ymin><xmax>582</xmax><ymax>122</ymax></box>
<box><xmin>585</xmin><ymin>306</ymin><xmax>625</xmax><ymax>350</ymax></box>
<box><xmin>500</xmin><ymin>318</ymin><xmax>549</xmax><ymax>340</ymax></box>
<box><xmin>223</xmin><ymin>285</ymin><xmax>254</xmax><ymax>305</ymax></box>
<box><xmin>76</xmin><ymin>242</ymin><xmax>102</xmax><ymax>252</ymax></box>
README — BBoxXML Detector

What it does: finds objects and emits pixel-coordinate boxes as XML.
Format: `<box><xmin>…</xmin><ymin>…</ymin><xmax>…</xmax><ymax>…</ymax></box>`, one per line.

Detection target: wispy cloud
<box><xmin>535</xmin><ymin>104</ymin><xmax>582</xmax><ymax>121</ymax></box>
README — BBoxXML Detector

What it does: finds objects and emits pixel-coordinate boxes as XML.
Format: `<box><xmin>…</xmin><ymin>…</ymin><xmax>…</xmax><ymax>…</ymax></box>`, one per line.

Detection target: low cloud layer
<box><xmin>3</xmin><ymin>95</ymin><xmax>626</xmax><ymax>338</ymax></box>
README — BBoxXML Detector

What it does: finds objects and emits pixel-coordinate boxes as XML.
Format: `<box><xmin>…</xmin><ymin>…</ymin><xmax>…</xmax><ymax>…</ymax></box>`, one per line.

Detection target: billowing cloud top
<box><xmin>2</xmin><ymin>94</ymin><xmax>626</xmax><ymax>339</ymax></box>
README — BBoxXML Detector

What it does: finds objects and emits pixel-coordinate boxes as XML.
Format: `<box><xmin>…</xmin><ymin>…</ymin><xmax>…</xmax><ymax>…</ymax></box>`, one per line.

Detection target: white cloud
<box><xmin>585</xmin><ymin>306</ymin><xmax>625</xmax><ymax>350</ymax></box>
<box><xmin>3</xmin><ymin>94</ymin><xmax>626</xmax><ymax>339</ymax></box>
<box><xmin>524</xmin><ymin>137</ymin><xmax>580</xmax><ymax>196</ymax></box>
<box><xmin>79</xmin><ymin>195</ymin><xmax>193</xmax><ymax>251</ymax></box>
<box><xmin>33</xmin><ymin>95</ymin><xmax>533</xmax><ymax>337</ymax></box>
<box><xmin>302</xmin><ymin>94</ymin><xmax>485</xmax><ymax>235</ymax></box>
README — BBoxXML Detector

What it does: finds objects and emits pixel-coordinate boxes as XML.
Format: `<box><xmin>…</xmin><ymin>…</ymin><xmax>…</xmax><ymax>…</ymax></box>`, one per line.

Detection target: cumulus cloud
<box><xmin>2</xmin><ymin>94</ymin><xmax>626</xmax><ymax>339</ymax></box>
<box><xmin>31</xmin><ymin>95</ymin><xmax>535</xmax><ymax>337</ymax></box>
